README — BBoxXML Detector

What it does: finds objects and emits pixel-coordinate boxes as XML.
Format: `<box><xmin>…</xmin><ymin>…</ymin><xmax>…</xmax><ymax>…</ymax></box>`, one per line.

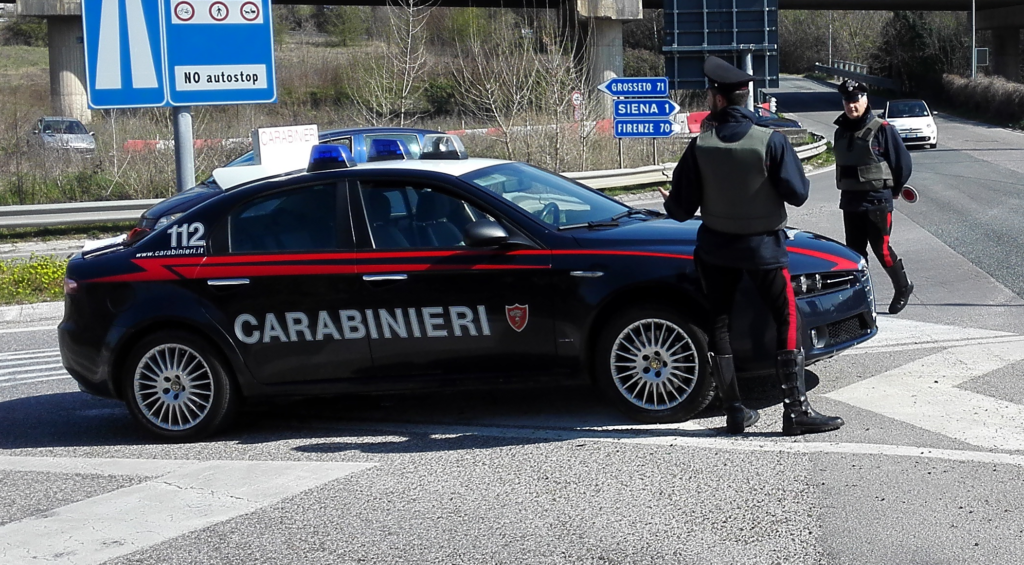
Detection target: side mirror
<box><xmin>464</xmin><ymin>219</ymin><xmax>509</xmax><ymax>247</ymax></box>
<box><xmin>89</xmin><ymin>131</ymin><xmax>95</xmax><ymax>136</ymax></box>
<box><xmin>33</xmin><ymin>130</ymin><xmax>39</xmax><ymax>134</ymax></box>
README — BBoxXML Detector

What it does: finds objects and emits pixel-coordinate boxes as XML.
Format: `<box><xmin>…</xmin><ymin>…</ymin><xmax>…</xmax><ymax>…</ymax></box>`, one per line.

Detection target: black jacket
<box><xmin>833</xmin><ymin>107</ymin><xmax>913</xmax><ymax>212</ymax></box>
<box><xmin>666</xmin><ymin>106</ymin><xmax>810</xmax><ymax>269</ymax></box>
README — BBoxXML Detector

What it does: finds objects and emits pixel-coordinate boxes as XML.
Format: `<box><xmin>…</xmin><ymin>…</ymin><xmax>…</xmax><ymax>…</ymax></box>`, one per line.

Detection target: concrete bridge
<box><xmin>8</xmin><ymin>0</ymin><xmax>1024</xmax><ymax>123</ymax></box>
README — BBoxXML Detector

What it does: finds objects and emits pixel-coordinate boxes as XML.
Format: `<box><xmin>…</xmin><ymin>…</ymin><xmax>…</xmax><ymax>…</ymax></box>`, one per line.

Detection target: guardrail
<box><xmin>0</xmin><ymin>134</ymin><xmax>830</xmax><ymax>229</ymax></box>
<box><xmin>814</xmin><ymin>62</ymin><xmax>901</xmax><ymax>92</ymax></box>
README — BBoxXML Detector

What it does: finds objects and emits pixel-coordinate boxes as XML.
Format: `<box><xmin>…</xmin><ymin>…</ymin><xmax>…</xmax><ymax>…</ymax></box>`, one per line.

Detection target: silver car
<box><xmin>33</xmin><ymin>117</ymin><xmax>96</xmax><ymax>154</ymax></box>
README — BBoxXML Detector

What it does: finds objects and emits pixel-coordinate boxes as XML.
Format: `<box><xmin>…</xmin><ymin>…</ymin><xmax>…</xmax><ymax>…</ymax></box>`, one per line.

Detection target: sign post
<box><xmin>82</xmin><ymin>0</ymin><xmax>277</xmax><ymax>191</ymax></box>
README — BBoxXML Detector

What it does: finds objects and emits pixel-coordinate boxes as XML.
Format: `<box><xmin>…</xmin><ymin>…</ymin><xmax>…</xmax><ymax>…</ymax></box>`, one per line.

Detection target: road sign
<box><xmin>82</xmin><ymin>0</ymin><xmax>276</xmax><ymax>108</ymax></box>
<box><xmin>83</xmin><ymin>0</ymin><xmax>168</xmax><ymax>108</ymax></box>
<box><xmin>597</xmin><ymin>77</ymin><xmax>669</xmax><ymax>98</ymax></box>
<box><xmin>164</xmin><ymin>0</ymin><xmax>276</xmax><ymax>105</ymax></box>
<box><xmin>613</xmin><ymin>99</ymin><xmax>680</xmax><ymax>119</ymax></box>
<box><xmin>571</xmin><ymin>90</ymin><xmax>583</xmax><ymax>107</ymax></box>
<box><xmin>613</xmin><ymin>119</ymin><xmax>679</xmax><ymax>138</ymax></box>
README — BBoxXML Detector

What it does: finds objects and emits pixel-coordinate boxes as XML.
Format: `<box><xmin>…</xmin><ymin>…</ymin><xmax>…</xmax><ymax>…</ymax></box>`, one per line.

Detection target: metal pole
<box><xmin>971</xmin><ymin>0</ymin><xmax>977</xmax><ymax>79</ymax></box>
<box><xmin>618</xmin><ymin>138</ymin><xmax>623</xmax><ymax>169</ymax></box>
<box><xmin>173</xmin><ymin>106</ymin><xmax>196</xmax><ymax>193</ymax></box>
<box><xmin>743</xmin><ymin>50</ymin><xmax>754</xmax><ymax>112</ymax></box>
<box><xmin>828</xmin><ymin>11</ymin><xmax>833</xmax><ymax>68</ymax></box>
<box><xmin>652</xmin><ymin>139</ymin><xmax>658</xmax><ymax>165</ymax></box>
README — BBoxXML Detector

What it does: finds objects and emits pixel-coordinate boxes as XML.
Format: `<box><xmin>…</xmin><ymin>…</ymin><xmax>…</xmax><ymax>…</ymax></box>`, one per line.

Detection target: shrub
<box><xmin>624</xmin><ymin>48</ymin><xmax>663</xmax><ymax>78</ymax></box>
<box><xmin>942</xmin><ymin>73</ymin><xmax>1024</xmax><ymax>125</ymax></box>
<box><xmin>0</xmin><ymin>254</ymin><xmax>67</xmax><ymax>305</ymax></box>
<box><xmin>0</xmin><ymin>17</ymin><xmax>47</xmax><ymax>47</ymax></box>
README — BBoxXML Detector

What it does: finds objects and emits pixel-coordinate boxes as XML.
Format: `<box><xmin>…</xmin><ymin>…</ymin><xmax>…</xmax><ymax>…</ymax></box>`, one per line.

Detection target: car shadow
<box><xmin>1</xmin><ymin>375</ymin><xmax>824</xmax><ymax>450</ymax></box>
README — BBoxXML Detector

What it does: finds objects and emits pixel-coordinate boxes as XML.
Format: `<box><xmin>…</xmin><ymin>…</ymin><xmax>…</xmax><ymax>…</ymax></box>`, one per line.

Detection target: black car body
<box><xmin>754</xmin><ymin>107</ymin><xmax>802</xmax><ymax>129</ymax></box>
<box><xmin>59</xmin><ymin>141</ymin><xmax>876</xmax><ymax>440</ymax></box>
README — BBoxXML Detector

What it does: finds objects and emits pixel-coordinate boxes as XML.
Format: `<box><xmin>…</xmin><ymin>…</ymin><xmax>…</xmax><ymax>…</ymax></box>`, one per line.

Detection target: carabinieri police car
<box><xmin>58</xmin><ymin>134</ymin><xmax>877</xmax><ymax>441</ymax></box>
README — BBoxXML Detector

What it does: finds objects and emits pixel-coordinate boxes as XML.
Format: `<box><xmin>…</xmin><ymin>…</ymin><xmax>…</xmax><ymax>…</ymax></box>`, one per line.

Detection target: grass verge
<box><xmin>0</xmin><ymin>254</ymin><xmax>67</xmax><ymax>305</ymax></box>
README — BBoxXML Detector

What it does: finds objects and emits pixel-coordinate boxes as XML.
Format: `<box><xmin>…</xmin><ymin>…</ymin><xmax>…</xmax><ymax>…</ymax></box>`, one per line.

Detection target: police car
<box><xmin>58</xmin><ymin>134</ymin><xmax>877</xmax><ymax>441</ymax></box>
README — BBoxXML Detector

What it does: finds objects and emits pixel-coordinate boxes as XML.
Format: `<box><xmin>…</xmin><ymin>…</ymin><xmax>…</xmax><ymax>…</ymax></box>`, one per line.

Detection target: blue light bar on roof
<box><xmin>367</xmin><ymin>138</ymin><xmax>409</xmax><ymax>162</ymax></box>
<box><xmin>307</xmin><ymin>144</ymin><xmax>355</xmax><ymax>173</ymax></box>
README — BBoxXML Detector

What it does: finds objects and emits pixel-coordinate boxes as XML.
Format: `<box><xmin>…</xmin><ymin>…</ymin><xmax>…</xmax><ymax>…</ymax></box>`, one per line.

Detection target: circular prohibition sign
<box><xmin>209</xmin><ymin>1</ymin><xmax>229</xmax><ymax>22</ymax></box>
<box><xmin>174</xmin><ymin>1</ymin><xmax>195</xmax><ymax>22</ymax></box>
<box><xmin>240</xmin><ymin>1</ymin><xmax>260</xmax><ymax>22</ymax></box>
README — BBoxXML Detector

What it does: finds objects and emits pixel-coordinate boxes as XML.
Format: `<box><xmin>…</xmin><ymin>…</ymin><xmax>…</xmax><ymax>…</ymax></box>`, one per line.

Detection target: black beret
<box><xmin>838</xmin><ymin>79</ymin><xmax>868</xmax><ymax>100</ymax></box>
<box><xmin>704</xmin><ymin>56</ymin><xmax>753</xmax><ymax>93</ymax></box>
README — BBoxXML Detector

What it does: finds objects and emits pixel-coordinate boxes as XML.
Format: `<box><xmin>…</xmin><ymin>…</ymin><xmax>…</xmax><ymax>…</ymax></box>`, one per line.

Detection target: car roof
<box><xmin>319</xmin><ymin>126</ymin><xmax>442</xmax><ymax>137</ymax></box>
<box><xmin>220</xmin><ymin>157</ymin><xmax>511</xmax><ymax>192</ymax></box>
<box><xmin>40</xmin><ymin>116</ymin><xmax>82</xmax><ymax>121</ymax></box>
<box><xmin>889</xmin><ymin>99</ymin><xmax>928</xmax><ymax>104</ymax></box>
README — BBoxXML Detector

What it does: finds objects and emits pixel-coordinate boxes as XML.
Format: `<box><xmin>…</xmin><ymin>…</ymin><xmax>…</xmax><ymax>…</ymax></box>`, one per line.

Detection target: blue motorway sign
<box><xmin>164</xmin><ymin>0</ymin><xmax>276</xmax><ymax>105</ymax></box>
<box><xmin>613</xmin><ymin>119</ymin><xmax>679</xmax><ymax>139</ymax></box>
<box><xmin>598</xmin><ymin>77</ymin><xmax>669</xmax><ymax>98</ymax></box>
<box><xmin>83</xmin><ymin>0</ymin><xmax>168</xmax><ymax>108</ymax></box>
<box><xmin>82</xmin><ymin>0</ymin><xmax>276</xmax><ymax>108</ymax></box>
<box><xmin>614</xmin><ymin>99</ymin><xmax>680</xmax><ymax>119</ymax></box>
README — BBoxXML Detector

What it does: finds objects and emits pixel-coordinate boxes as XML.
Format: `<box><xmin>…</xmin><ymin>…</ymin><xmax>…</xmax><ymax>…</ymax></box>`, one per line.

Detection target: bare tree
<box><xmin>360</xmin><ymin>0</ymin><xmax>435</xmax><ymax>126</ymax></box>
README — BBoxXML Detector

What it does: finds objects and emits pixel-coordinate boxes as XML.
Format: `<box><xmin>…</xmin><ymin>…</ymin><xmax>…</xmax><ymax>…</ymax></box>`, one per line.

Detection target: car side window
<box><xmin>359</xmin><ymin>183</ymin><xmax>490</xmax><ymax>249</ymax></box>
<box><xmin>229</xmin><ymin>183</ymin><xmax>337</xmax><ymax>253</ymax></box>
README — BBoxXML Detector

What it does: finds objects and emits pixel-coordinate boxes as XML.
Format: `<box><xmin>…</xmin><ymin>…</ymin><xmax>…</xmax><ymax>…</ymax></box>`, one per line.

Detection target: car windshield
<box><xmin>462</xmin><ymin>162</ymin><xmax>628</xmax><ymax>228</ymax></box>
<box><xmin>42</xmin><ymin>120</ymin><xmax>88</xmax><ymax>135</ymax></box>
<box><xmin>887</xmin><ymin>101</ymin><xmax>930</xmax><ymax>118</ymax></box>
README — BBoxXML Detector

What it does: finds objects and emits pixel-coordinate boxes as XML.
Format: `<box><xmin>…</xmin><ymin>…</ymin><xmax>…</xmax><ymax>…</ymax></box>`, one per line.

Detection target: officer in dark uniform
<box><xmin>834</xmin><ymin>79</ymin><xmax>915</xmax><ymax>314</ymax></box>
<box><xmin>658</xmin><ymin>56</ymin><xmax>844</xmax><ymax>436</ymax></box>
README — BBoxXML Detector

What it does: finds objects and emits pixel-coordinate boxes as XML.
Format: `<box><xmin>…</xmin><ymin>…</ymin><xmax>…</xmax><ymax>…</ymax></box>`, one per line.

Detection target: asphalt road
<box><xmin>3</xmin><ymin>77</ymin><xmax>1024</xmax><ymax>564</ymax></box>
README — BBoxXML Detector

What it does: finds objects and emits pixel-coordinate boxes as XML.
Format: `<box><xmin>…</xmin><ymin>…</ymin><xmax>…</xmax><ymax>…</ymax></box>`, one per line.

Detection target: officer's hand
<box><xmin>658</xmin><ymin>187</ymin><xmax>670</xmax><ymax>201</ymax></box>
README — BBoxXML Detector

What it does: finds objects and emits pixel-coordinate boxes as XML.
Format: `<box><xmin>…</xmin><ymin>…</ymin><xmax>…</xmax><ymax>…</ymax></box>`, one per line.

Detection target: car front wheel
<box><xmin>595</xmin><ymin>307</ymin><xmax>714</xmax><ymax>423</ymax></box>
<box><xmin>121</xmin><ymin>331</ymin><xmax>240</xmax><ymax>442</ymax></box>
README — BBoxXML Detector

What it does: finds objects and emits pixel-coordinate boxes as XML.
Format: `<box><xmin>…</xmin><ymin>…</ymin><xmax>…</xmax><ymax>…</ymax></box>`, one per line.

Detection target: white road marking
<box><xmin>0</xmin><ymin>362</ymin><xmax>63</xmax><ymax>376</ymax></box>
<box><xmin>0</xmin><ymin>326</ymin><xmax>55</xmax><ymax>334</ymax></box>
<box><xmin>0</xmin><ymin>457</ymin><xmax>374</xmax><ymax>565</ymax></box>
<box><xmin>0</xmin><ymin>375</ymin><xmax>69</xmax><ymax>387</ymax></box>
<box><xmin>0</xmin><ymin>348</ymin><xmax>60</xmax><ymax>358</ymax></box>
<box><xmin>828</xmin><ymin>339</ymin><xmax>1024</xmax><ymax>451</ymax></box>
<box><xmin>0</xmin><ymin>349</ymin><xmax>66</xmax><ymax>386</ymax></box>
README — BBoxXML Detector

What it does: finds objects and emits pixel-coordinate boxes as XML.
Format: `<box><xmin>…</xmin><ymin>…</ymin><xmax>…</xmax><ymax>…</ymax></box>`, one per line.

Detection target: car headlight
<box><xmin>153</xmin><ymin>213</ymin><xmax>183</xmax><ymax>230</ymax></box>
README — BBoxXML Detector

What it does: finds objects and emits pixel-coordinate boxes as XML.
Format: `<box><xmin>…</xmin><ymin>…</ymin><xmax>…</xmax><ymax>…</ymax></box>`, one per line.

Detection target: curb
<box><xmin>0</xmin><ymin>301</ymin><xmax>64</xmax><ymax>324</ymax></box>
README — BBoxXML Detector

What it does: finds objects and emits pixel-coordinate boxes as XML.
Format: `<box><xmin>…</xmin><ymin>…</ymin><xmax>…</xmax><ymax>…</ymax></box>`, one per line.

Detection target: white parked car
<box><xmin>881</xmin><ymin>99</ymin><xmax>937</xmax><ymax>149</ymax></box>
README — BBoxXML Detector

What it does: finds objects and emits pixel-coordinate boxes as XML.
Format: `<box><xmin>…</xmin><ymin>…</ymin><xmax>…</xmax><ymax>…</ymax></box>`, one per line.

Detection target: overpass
<box><xmin>8</xmin><ymin>0</ymin><xmax>1024</xmax><ymax>122</ymax></box>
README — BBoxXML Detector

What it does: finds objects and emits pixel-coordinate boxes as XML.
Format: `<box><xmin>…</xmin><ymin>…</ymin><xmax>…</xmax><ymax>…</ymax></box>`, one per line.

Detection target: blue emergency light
<box><xmin>367</xmin><ymin>138</ymin><xmax>409</xmax><ymax>162</ymax></box>
<box><xmin>307</xmin><ymin>144</ymin><xmax>355</xmax><ymax>173</ymax></box>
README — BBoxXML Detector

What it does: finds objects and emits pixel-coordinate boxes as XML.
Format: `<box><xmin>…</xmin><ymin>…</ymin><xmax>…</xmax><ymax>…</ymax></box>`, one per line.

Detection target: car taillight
<box><xmin>64</xmin><ymin>277</ymin><xmax>79</xmax><ymax>295</ymax></box>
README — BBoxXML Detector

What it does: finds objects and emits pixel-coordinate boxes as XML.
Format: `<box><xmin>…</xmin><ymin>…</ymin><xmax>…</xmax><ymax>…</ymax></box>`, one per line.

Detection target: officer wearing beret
<box><xmin>658</xmin><ymin>56</ymin><xmax>844</xmax><ymax>436</ymax></box>
<box><xmin>834</xmin><ymin>79</ymin><xmax>915</xmax><ymax>314</ymax></box>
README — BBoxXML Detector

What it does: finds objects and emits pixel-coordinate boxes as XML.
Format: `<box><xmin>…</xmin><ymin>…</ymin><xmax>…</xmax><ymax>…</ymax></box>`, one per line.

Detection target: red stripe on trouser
<box><xmin>881</xmin><ymin>212</ymin><xmax>894</xmax><ymax>267</ymax></box>
<box><xmin>781</xmin><ymin>268</ymin><xmax>798</xmax><ymax>350</ymax></box>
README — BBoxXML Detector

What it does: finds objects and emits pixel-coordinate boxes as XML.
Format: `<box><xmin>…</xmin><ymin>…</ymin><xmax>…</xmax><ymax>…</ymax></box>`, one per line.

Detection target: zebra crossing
<box><xmin>0</xmin><ymin>347</ymin><xmax>69</xmax><ymax>387</ymax></box>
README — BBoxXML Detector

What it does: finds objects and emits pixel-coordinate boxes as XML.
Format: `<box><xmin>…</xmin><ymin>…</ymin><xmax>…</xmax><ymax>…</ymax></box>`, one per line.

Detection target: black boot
<box><xmin>884</xmin><ymin>258</ymin><xmax>914</xmax><ymax>315</ymax></box>
<box><xmin>710</xmin><ymin>353</ymin><xmax>759</xmax><ymax>434</ymax></box>
<box><xmin>777</xmin><ymin>350</ymin><xmax>844</xmax><ymax>436</ymax></box>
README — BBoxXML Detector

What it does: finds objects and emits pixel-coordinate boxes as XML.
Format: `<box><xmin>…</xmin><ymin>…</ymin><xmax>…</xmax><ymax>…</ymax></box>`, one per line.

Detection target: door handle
<box><xmin>207</xmin><ymin>278</ymin><xmax>250</xmax><ymax>286</ymax></box>
<box><xmin>362</xmin><ymin>274</ymin><xmax>408</xmax><ymax>281</ymax></box>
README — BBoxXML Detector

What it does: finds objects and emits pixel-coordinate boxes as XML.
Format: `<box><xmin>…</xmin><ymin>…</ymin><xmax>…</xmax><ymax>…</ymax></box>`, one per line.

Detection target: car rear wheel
<box><xmin>121</xmin><ymin>331</ymin><xmax>239</xmax><ymax>442</ymax></box>
<box><xmin>595</xmin><ymin>307</ymin><xmax>714</xmax><ymax>423</ymax></box>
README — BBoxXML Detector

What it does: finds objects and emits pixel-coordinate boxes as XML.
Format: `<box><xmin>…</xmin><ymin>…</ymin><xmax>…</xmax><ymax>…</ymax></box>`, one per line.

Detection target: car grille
<box><xmin>825</xmin><ymin>315</ymin><xmax>871</xmax><ymax>347</ymax></box>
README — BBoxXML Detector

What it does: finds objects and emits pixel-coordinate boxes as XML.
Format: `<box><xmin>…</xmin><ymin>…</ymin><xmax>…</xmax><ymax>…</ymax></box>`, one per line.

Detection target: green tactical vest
<box><xmin>694</xmin><ymin>125</ymin><xmax>787</xmax><ymax>235</ymax></box>
<box><xmin>834</xmin><ymin>117</ymin><xmax>894</xmax><ymax>191</ymax></box>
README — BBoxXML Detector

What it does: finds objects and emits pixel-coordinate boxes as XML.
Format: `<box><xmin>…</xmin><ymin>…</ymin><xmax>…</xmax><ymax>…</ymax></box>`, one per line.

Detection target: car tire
<box><xmin>594</xmin><ymin>306</ymin><xmax>714</xmax><ymax>423</ymax></box>
<box><xmin>121</xmin><ymin>331</ymin><xmax>240</xmax><ymax>442</ymax></box>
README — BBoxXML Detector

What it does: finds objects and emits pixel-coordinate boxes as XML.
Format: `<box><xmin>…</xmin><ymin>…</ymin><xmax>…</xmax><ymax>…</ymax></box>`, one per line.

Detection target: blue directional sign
<box><xmin>613</xmin><ymin>119</ymin><xmax>679</xmax><ymax>139</ymax></box>
<box><xmin>83</xmin><ymin>0</ymin><xmax>168</xmax><ymax>108</ymax></box>
<box><xmin>598</xmin><ymin>77</ymin><xmax>669</xmax><ymax>98</ymax></box>
<box><xmin>164</xmin><ymin>0</ymin><xmax>276</xmax><ymax>105</ymax></box>
<box><xmin>82</xmin><ymin>0</ymin><xmax>276</xmax><ymax>108</ymax></box>
<box><xmin>614</xmin><ymin>99</ymin><xmax>680</xmax><ymax>119</ymax></box>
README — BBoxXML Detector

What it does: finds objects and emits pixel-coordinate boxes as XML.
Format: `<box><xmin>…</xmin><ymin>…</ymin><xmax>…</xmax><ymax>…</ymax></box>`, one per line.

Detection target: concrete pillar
<box><xmin>46</xmin><ymin>16</ymin><xmax>91</xmax><ymax>123</ymax></box>
<box><xmin>991</xmin><ymin>27</ymin><xmax>1021</xmax><ymax>82</ymax></box>
<box><xmin>591</xmin><ymin>18</ymin><xmax>623</xmax><ymax>117</ymax></box>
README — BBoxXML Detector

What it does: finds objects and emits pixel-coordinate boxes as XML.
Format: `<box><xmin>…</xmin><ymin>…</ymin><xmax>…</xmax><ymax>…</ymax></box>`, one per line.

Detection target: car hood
<box><xmin>570</xmin><ymin>218</ymin><xmax>864</xmax><ymax>275</ymax></box>
<box><xmin>141</xmin><ymin>184</ymin><xmax>223</xmax><ymax>220</ymax></box>
<box><xmin>42</xmin><ymin>133</ymin><xmax>95</xmax><ymax>148</ymax></box>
